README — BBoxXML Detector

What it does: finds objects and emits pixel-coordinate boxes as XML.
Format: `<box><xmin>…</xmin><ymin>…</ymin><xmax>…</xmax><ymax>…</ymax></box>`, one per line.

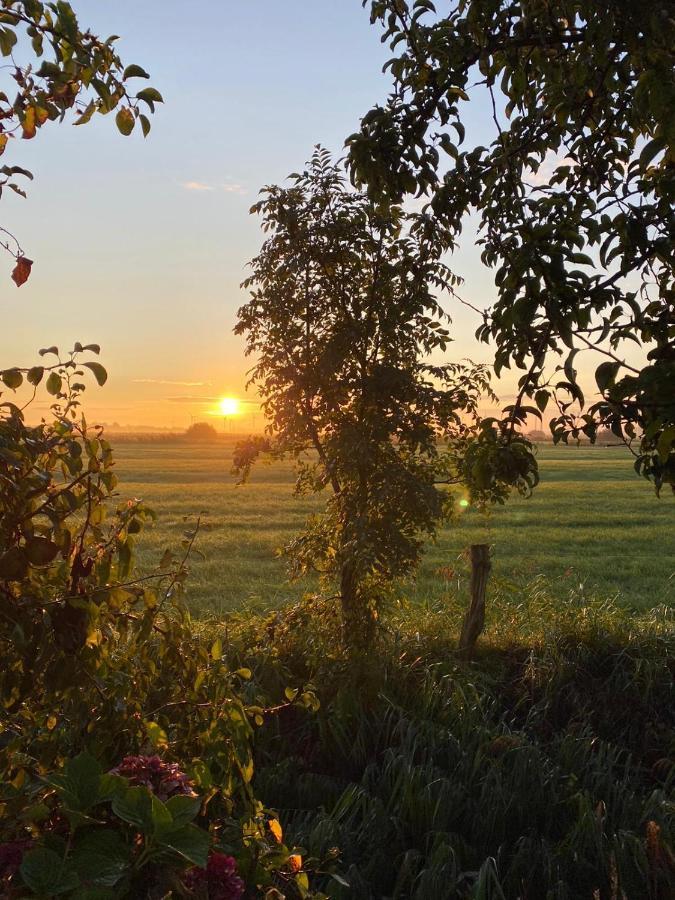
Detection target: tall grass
<box><xmin>223</xmin><ymin>584</ymin><xmax>675</xmax><ymax>898</ymax></box>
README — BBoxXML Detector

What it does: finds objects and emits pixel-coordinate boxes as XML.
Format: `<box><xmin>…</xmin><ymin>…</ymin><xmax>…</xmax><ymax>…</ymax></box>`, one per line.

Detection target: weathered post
<box><xmin>458</xmin><ymin>544</ymin><xmax>491</xmax><ymax>658</ymax></box>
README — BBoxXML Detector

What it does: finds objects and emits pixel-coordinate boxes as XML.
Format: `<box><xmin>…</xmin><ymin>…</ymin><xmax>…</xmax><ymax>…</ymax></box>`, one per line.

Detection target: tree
<box><xmin>349</xmin><ymin>0</ymin><xmax>674</xmax><ymax>493</ymax></box>
<box><xmin>186</xmin><ymin>421</ymin><xmax>219</xmax><ymax>441</ymax></box>
<box><xmin>235</xmin><ymin>149</ymin><xmax>537</xmax><ymax>651</ymax></box>
<box><xmin>0</xmin><ymin>1</ymin><xmax>162</xmax><ymax>285</ymax></box>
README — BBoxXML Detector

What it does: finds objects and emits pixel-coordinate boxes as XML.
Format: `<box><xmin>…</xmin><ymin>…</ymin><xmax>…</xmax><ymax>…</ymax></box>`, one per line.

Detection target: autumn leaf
<box><xmin>11</xmin><ymin>256</ymin><xmax>33</xmax><ymax>287</ymax></box>
<box><xmin>268</xmin><ymin>818</ymin><xmax>283</xmax><ymax>844</ymax></box>
<box><xmin>0</xmin><ymin>133</ymin><xmax>7</xmax><ymax>156</ymax></box>
<box><xmin>288</xmin><ymin>854</ymin><xmax>302</xmax><ymax>873</ymax></box>
<box><xmin>21</xmin><ymin>107</ymin><xmax>36</xmax><ymax>139</ymax></box>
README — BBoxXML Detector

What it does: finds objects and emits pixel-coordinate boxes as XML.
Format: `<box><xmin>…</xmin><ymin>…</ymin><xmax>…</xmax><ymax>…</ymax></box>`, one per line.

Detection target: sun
<box><xmin>219</xmin><ymin>397</ymin><xmax>240</xmax><ymax>417</ymax></box>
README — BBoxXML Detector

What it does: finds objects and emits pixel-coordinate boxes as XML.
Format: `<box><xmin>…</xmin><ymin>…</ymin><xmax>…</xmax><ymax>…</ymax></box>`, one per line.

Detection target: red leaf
<box><xmin>11</xmin><ymin>256</ymin><xmax>33</xmax><ymax>287</ymax></box>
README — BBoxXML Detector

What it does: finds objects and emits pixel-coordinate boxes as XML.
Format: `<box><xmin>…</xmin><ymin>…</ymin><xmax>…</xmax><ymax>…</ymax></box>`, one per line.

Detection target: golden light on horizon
<box><xmin>219</xmin><ymin>397</ymin><xmax>240</xmax><ymax>417</ymax></box>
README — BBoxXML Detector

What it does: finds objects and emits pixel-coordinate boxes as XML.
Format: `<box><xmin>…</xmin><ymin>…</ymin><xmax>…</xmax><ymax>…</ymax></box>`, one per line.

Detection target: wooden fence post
<box><xmin>458</xmin><ymin>544</ymin><xmax>491</xmax><ymax>659</ymax></box>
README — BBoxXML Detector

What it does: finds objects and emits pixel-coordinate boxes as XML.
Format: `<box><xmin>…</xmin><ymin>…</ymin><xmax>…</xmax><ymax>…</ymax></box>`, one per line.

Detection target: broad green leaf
<box><xmin>20</xmin><ymin>847</ymin><xmax>80</xmax><ymax>896</ymax></box>
<box><xmin>165</xmin><ymin>794</ymin><xmax>202</xmax><ymax>828</ymax></box>
<box><xmin>157</xmin><ymin>823</ymin><xmax>209</xmax><ymax>867</ymax></box>
<box><xmin>112</xmin><ymin>786</ymin><xmax>154</xmax><ymax>832</ymax></box>
<box><xmin>71</xmin><ymin>830</ymin><xmax>132</xmax><ymax>888</ymax></box>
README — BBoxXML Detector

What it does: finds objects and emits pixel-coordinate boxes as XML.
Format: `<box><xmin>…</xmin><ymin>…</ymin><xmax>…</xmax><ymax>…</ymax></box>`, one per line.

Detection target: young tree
<box><xmin>349</xmin><ymin>0</ymin><xmax>674</xmax><ymax>493</ymax></box>
<box><xmin>0</xmin><ymin>1</ymin><xmax>162</xmax><ymax>285</ymax></box>
<box><xmin>235</xmin><ymin>149</ymin><xmax>536</xmax><ymax>651</ymax></box>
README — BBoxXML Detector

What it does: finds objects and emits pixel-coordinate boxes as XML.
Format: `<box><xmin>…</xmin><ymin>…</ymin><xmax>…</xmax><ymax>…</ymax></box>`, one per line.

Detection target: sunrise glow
<box><xmin>219</xmin><ymin>397</ymin><xmax>240</xmax><ymax>417</ymax></box>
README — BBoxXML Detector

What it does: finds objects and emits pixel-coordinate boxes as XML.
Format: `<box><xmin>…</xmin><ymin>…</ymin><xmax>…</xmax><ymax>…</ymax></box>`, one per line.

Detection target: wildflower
<box><xmin>184</xmin><ymin>852</ymin><xmax>244</xmax><ymax>900</ymax></box>
<box><xmin>110</xmin><ymin>755</ymin><xmax>195</xmax><ymax>801</ymax></box>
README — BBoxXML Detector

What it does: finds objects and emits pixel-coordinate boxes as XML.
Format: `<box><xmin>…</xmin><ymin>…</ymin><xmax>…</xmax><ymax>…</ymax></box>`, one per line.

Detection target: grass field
<box><xmin>113</xmin><ymin>441</ymin><xmax>674</xmax><ymax>615</ymax></box>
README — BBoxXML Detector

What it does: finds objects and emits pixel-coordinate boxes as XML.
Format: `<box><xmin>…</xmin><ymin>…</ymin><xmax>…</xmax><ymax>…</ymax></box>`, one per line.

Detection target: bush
<box><xmin>186</xmin><ymin>422</ymin><xmax>220</xmax><ymax>442</ymax></box>
<box><xmin>0</xmin><ymin>348</ymin><xmax>323</xmax><ymax>898</ymax></box>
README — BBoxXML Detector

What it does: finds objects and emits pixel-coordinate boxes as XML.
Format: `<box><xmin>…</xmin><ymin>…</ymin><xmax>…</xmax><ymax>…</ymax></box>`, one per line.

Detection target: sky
<box><xmin>0</xmin><ymin>0</ymin><xmax>598</xmax><ymax>429</ymax></box>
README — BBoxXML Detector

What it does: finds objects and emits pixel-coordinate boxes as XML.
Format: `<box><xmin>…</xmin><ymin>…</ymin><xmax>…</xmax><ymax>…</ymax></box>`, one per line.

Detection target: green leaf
<box><xmin>534</xmin><ymin>390</ymin><xmax>549</xmax><ymax>413</ymax></box>
<box><xmin>1</xmin><ymin>368</ymin><xmax>23</xmax><ymax>390</ymax></box>
<box><xmin>56</xmin><ymin>753</ymin><xmax>104</xmax><ymax>812</ymax></box>
<box><xmin>639</xmin><ymin>137</ymin><xmax>665</xmax><ymax>168</ymax></box>
<box><xmin>139</xmin><ymin>114</ymin><xmax>151</xmax><ymax>137</ymax></box>
<box><xmin>46</xmin><ymin>371</ymin><xmax>63</xmax><ymax>395</ymax></box>
<box><xmin>123</xmin><ymin>64</ymin><xmax>150</xmax><ymax>80</ymax></box>
<box><xmin>0</xmin><ymin>25</ymin><xmax>18</xmax><ymax>56</ymax></box>
<box><xmin>595</xmin><ymin>361</ymin><xmax>620</xmax><ymax>393</ymax></box>
<box><xmin>83</xmin><ymin>362</ymin><xmax>108</xmax><ymax>386</ymax></box>
<box><xmin>145</xmin><ymin>720</ymin><xmax>168</xmax><ymax>749</ymax></box>
<box><xmin>112</xmin><ymin>786</ymin><xmax>154</xmax><ymax>832</ymax></box>
<box><xmin>165</xmin><ymin>794</ymin><xmax>202</xmax><ymax>828</ymax></box>
<box><xmin>210</xmin><ymin>637</ymin><xmax>222</xmax><ymax>660</ymax></box>
<box><xmin>136</xmin><ymin>87</ymin><xmax>163</xmax><ymax>104</ymax></box>
<box><xmin>157</xmin><ymin>823</ymin><xmax>210</xmax><ymax>867</ymax></box>
<box><xmin>656</xmin><ymin>425</ymin><xmax>675</xmax><ymax>463</ymax></box>
<box><xmin>74</xmin><ymin>100</ymin><xmax>97</xmax><ymax>126</ymax></box>
<box><xmin>115</xmin><ymin>107</ymin><xmax>135</xmax><ymax>136</ymax></box>
<box><xmin>20</xmin><ymin>847</ymin><xmax>80</xmax><ymax>896</ymax></box>
<box><xmin>27</xmin><ymin>365</ymin><xmax>45</xmax><ymax>385</ymax></box>
<box><xmin>71</xmin><ymin>830</ymin><xmax>132</xmax><ymax>888</ymax></box>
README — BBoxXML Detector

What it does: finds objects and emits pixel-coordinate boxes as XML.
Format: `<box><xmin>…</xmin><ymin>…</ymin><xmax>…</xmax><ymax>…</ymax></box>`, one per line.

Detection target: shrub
<box><xmin>0</xmin><ymin>347</ymin><xmax>323</xmax><ymax>898</ymax></box>
<box><xmin>186</xmin><ymin>422</ymin><xmax>220</xmax><ymax>442</ymax></box>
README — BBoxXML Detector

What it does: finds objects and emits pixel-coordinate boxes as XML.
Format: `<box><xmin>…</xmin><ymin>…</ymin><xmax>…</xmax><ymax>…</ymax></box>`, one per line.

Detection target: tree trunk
<box><xmin>340</xmin><ymin>561</ymin><xmax>376</xmax><ymax>654</ymax></box>
<box><xmin>458</xmin><ymin>544</ymin><xmax>491</xmax><ymax>659</ymax></box>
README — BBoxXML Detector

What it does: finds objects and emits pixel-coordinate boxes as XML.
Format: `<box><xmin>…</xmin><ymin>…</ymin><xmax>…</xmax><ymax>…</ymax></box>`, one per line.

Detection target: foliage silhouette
<box><xmin>350</xmin><ymin>0</ymin><xmax>675</xmax><ymax>493</ymax></box>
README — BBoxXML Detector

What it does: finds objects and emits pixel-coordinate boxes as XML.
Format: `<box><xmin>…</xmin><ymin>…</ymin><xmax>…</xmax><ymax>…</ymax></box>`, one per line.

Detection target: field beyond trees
<box><xmin>116</xmin><ymin>441</ymin><xmax>674</xmax><ymax>616</ymax></box>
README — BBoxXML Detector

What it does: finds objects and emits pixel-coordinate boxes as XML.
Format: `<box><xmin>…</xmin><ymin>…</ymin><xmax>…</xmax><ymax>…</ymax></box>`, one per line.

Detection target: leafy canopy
<box><xmin>236</xmin><ymin>148</ymin><xmax>537</xmax><ymax>647</ymax></box>
<box><xmin>0</xmin><ymin>0</ymin><xmax>162</xmax><ymax>284</ymax></box>
<box><xmin>349</xmin><ymin>0</ymin><xmax>675</xmax><ymax>492</ymax></box>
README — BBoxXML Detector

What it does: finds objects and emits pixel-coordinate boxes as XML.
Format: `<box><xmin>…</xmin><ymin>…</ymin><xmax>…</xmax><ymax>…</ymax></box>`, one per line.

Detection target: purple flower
<box><xmin>109</xmin><ymin>755</ymin><xmax>195</xmax><ymax>801</ymax></box>
<box><xmin>184</xmin><ymin>852</ymin><xmax>245</xmax><ymax>900</ymax></box>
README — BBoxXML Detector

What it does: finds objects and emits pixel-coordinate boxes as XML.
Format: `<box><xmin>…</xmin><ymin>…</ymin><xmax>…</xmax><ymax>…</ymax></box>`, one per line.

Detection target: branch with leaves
<box><xmin>0</xmin><ymin>1</ymin><xmax>162</xmax><ymax>285</ymax></box>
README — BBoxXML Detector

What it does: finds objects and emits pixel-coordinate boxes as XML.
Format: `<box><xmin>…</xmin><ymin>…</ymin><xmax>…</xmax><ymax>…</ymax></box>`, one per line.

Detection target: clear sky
<box><xmin>1</xmin><ymin>1</ymin><xmax>557</xmax><ymax>428</ymax></box>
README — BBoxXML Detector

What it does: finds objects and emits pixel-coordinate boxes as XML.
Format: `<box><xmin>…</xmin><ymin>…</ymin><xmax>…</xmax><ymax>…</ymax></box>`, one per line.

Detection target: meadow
<box><xmin>114</xmin><ymin>440</ymin><xmax>674</xmax><ymax>616</ymax></box>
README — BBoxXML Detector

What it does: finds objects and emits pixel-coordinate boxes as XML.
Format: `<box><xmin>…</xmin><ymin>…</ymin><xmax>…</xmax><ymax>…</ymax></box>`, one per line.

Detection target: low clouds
<box><xmin>181</xmin><ymin>180</ymin><xmax>246</xmax><ymax>195</ymax></box>
<box><xmin>182</xmin><ymin>181</ymin><xmax>213</xmax><ymax>192</ymax></box>
<box><xmin>133</xmin><ymin>379</ymin><xmax>212</xmax><ymax>387</ymax></box>
<box><xmin>166</xmin><ymin>396</ymin><xmax>220</xmax><ymax>404</ymax></box>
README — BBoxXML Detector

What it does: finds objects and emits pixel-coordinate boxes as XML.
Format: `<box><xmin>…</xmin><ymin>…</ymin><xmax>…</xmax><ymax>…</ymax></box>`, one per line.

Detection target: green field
<box><xmin>113</xmin><ymin>441</ymin><xmax>674</xmax><ymax>615</ymax></box>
